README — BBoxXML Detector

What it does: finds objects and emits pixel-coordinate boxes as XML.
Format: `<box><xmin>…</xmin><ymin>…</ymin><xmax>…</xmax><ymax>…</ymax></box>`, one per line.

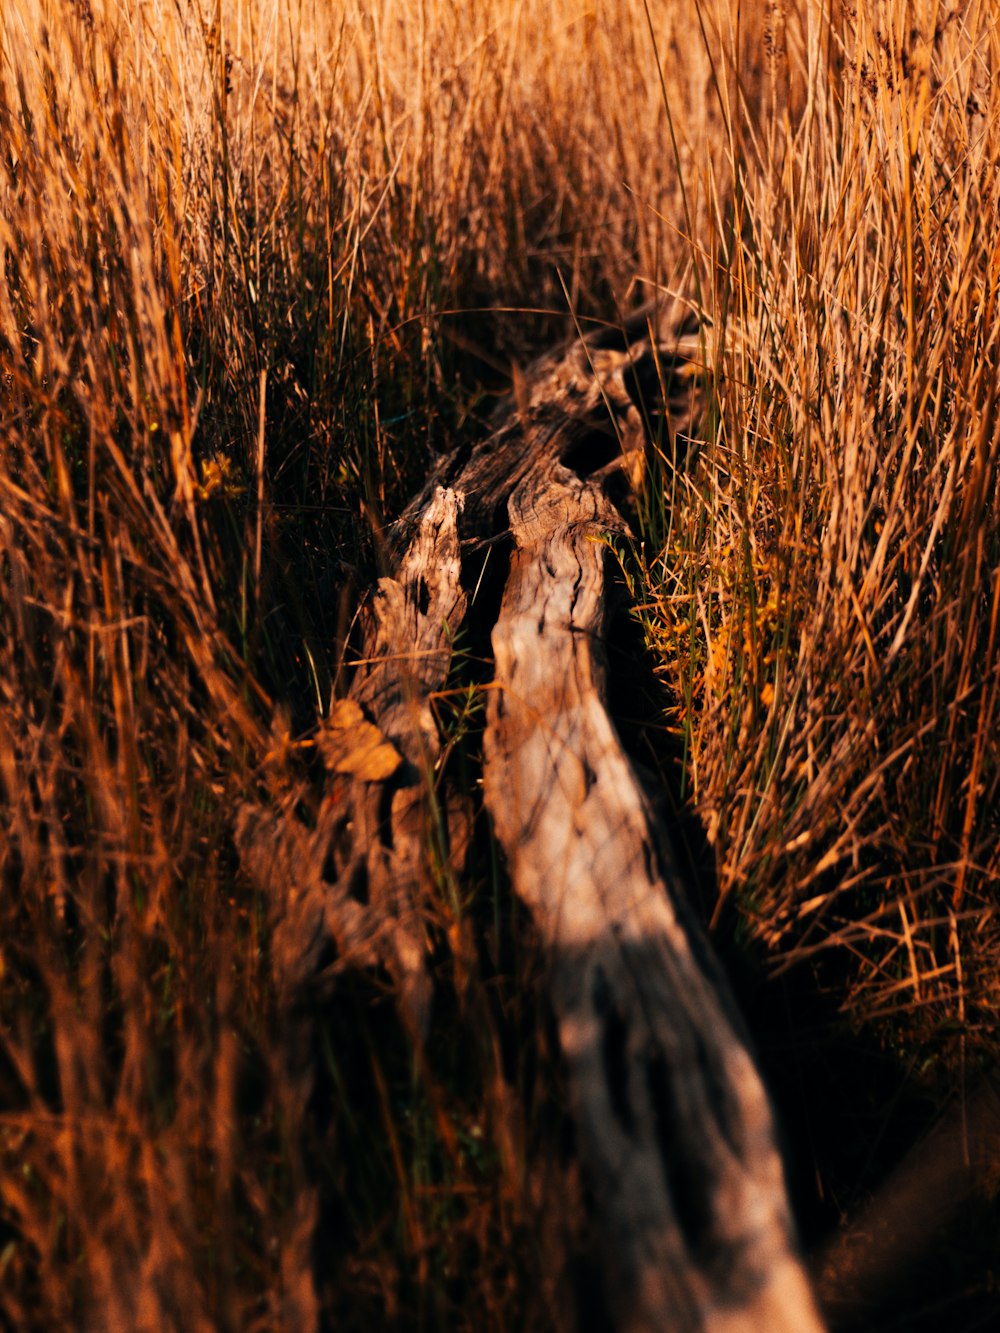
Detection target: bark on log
<box><xmin>235</xmin><ymin>302</ymin><xmax>824</xmax><ymax>1330</ymax></box>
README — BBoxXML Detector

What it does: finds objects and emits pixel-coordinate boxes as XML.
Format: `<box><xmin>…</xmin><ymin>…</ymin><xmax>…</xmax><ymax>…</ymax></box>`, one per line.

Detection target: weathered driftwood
<box><xmin>234</xmin><ymin>483</ymin><xmax>468</xmax><ymax>1330</ymax></box>
<box><xmin>235</xmin><ymin>484</ymin><xmax>466</xmax><ymax>1033</ymax></box>
<box><xmin>481</xmin><ymin>461</ymin><xmax>822</xmax><ymax>1331</ymax></box>
<box><xmin>236</xmin><ymin>302</ymin><xmax>823</xmax><ymax>1330</ymax></box>
<box><xmin>236</xmin><ymin>308</ymin><xmax>683</xmax><ymax>1025</ymax></box>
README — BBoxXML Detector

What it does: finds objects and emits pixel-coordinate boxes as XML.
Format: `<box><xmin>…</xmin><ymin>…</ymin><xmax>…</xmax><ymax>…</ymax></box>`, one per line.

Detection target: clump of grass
<box><xmin>639</xmin><ymin>0</ymin><xmax>1000</xmax><ymax>1062</ymax></box>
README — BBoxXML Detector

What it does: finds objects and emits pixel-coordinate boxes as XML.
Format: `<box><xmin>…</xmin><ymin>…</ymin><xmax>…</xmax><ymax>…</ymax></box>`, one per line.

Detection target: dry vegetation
<box><xmin>0</xmin><ymin>0</ymin><xmax>998</xmax><ymax>1328</ymax></box>
<box><xmin>641</xmin><ymin>0</ymin><xmax>1000</xmax><ymax>1048</ymax></box>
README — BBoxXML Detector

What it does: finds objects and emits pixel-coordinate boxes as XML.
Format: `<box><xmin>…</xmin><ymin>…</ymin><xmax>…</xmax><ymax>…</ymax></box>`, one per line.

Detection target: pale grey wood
<box><xmin>480</xmin><ymin>460</ymin><xmax>822</xmax><ymax>1332</ymax></box>
<box><xmin>236</xmin><ymin>319</ymin><xmax>674</xmax><ymax>1017</ymax></box>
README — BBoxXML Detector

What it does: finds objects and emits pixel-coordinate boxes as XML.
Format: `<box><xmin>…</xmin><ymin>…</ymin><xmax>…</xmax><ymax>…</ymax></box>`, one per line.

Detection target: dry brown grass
<box><xmin>638</xmin><ymin>0</ymin><xmax>1000</xmax><ymax>1058</ymax></box>
<box><xmin>1</xmin><ymin>0</ymin><xmax>998</xmax><ymax>1326</ymax></box>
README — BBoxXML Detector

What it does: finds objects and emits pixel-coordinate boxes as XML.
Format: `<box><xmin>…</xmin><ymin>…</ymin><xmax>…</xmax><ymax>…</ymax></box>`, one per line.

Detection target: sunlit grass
<box><xmin>636</xmin><ymin>0</ymin><xmax>1000</xmax><ymax>1058</ymax></box>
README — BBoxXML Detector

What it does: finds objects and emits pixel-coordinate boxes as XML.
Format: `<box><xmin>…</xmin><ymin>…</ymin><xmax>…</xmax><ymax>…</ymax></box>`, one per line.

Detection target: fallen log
<box><xmin>482</xmin><ymin>463</ymin><xmax>821</xmax><ymax>1331</ymax></box>
<box><xmin>236</xmin><ymin>302</ymin><xmax>823</xmax><ymax>1330</ymax></box>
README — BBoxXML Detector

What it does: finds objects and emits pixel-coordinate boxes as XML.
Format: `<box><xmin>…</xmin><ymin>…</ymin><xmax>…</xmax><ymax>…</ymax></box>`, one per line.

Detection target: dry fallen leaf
<box><xmin>318</xmin><ymin>699</ymin><xmax>402</xmax><ymax>782</ymax></box>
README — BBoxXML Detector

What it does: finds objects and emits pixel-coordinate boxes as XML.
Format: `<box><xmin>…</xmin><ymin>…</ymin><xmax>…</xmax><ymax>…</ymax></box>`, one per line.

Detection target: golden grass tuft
<box><xmin>639</xmin><ymin>0</ymin><xmax>1000</xmax><ymax>1054</ymax></box>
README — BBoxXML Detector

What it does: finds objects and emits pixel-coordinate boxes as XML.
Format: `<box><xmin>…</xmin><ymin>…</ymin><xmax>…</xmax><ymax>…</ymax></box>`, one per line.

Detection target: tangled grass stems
<box><xmin>638</xmin><ymin>0</ymin><xmax>1000</xmax><ymax>1059</ymax></box>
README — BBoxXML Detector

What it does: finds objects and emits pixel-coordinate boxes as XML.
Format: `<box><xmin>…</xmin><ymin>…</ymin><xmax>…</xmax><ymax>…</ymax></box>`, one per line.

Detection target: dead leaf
<box><xmin>318</xmin><ymin>699</ymin><xmax>402</xmax><ymax>782</ymax></box>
